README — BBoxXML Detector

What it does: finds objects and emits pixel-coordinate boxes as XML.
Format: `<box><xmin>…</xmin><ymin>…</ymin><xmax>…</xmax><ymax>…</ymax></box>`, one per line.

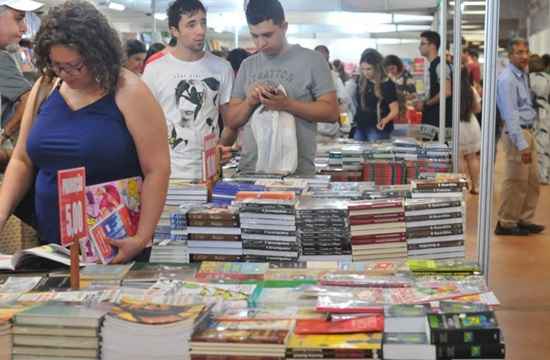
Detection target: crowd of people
<box><xmin>0</xmin><ymin>0</ymin><xmax>546</xmax><ymax>261</ymax></box>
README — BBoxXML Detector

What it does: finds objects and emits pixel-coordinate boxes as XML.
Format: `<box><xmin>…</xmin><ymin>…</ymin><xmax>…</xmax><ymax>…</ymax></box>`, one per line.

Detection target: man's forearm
<box><xmin>225</xmin><ymin>100</ymin><xmax>256</xmax><ymax>129</ymax></box>
<box><xmin>286</xmin><ymin>98</ymin><xmax>339</xmax><ymax>123</ymax></box>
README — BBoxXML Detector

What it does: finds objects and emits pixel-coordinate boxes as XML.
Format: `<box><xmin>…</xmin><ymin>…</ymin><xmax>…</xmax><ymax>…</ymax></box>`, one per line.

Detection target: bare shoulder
<box><xmin>116</xmin><ymin>68</ymin><xmax>151</xmax><ymax>104</ymax></box>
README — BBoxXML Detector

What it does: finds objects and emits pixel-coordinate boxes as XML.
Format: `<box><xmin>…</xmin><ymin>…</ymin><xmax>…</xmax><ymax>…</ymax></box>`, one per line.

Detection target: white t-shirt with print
<box><xmin>143</xmin><ymin>52</ymin><xmax>234</xmax><ymax>180</ymax></box>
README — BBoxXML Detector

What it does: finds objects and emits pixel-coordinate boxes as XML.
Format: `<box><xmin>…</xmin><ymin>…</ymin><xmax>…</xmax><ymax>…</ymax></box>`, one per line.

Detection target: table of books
<box><xmin>0</xmin><ymin>259</ymin><xmax>505</xmax><ymax>360</ymax></box>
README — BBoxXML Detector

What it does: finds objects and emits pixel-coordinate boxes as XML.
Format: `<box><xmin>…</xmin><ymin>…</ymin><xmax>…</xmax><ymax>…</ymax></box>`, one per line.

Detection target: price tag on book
<box><xmin>202</xmin><ymin>133</ymin><xmax>218</xmax><ymax>182</ymax></box>
<box><xmin>57</xmin><ymin>167</ymin><xmax>87</xmax><ymax>246</ymax></box>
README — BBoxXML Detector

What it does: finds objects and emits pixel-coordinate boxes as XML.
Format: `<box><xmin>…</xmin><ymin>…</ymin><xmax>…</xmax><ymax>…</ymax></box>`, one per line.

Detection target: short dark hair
<box><xmin>382</xmin><ymin>54</ymin><xmax>404</xmax><ymax>72</ymax></box>
<box><xmin>246</xmin><ymin>0</ymin><xmax>285</xmax><ymax>26</ymax></box>
<box><xmin>167</xmin><ymin>0</ymin><xmax>206</xmax><ymax>29</ymax></box>
<box><xmin>168</xmin><ymin>37</ymin><xmax>177</xmax><ymax>47</ymax></box>
<box><xmin>145</xmin><ymin>42</ymin><xmax>166</xmax><ymax>63</ymax></box>
<box><xmin>314</xmin><ymin>45</ymin><xmax>329</xmax><ymax>55</ymax></box>
<box><xmin>227</xmin><ymin>48</ymin><xmax>250</xmax><ymax>73</ymax></box>
<box><xmin>542</xmin><ymin>54</ymin><xmax>550</xmax><ymax>67</ymax></box>
<box><xmin>420</xmin><ymin>30</ymin><xmax>441</xmax><ymax>50</ymax></box>
<box><xmin>34</xmin><ymin>0</ymin><xmax>123</xmax><ymax>94</ymax></box>
<box><xmin>125</xmin><ymin>39</ymin><xmax>146</xmax><ymax>58</ymax></box>
<box><xmin>467</xmin><ymin>48</ymin><xmax>479</xmax><ymax>59</ymax></box>
<box><xmin>507</xmin><ymin>37</ymin><xmax>528</xmax><ymax>54</ymax></box>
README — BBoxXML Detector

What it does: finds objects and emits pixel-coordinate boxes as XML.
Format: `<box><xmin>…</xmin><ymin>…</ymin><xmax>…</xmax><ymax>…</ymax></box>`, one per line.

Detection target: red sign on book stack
<box><xmin>57</xmin><ymin>167</ymin><xmax>87</xmax><ymax>247</ymax></box>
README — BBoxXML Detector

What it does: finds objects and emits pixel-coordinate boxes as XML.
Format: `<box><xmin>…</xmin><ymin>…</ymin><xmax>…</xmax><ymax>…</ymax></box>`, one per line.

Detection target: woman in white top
<box><xmin>529</xmin><ymin>55</ymin><xmax>550</xmax><ymax>184</ymax></box>
<box><xmin>459</xmin><ymin>66</ymin><xmax>482</xmax><ymax>194</ymax></box>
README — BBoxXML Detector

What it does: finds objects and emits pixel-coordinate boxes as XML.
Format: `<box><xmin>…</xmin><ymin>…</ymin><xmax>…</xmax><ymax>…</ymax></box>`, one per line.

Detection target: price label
<box><xmin>202</xmin><ymin>133</ymin><xmax>218</xmax><ymax>182</ymax></box>
<box><xmin>57</xmin><ymin>167</ymin><xmax>87</xmax><ymax>246</ymax></box>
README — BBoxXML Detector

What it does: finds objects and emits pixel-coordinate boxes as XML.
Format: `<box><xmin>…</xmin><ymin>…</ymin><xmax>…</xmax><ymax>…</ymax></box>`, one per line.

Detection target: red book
<box><xmin>295</xmin><ymin>315</ymin><xmax>384</xmax><ymax>335</ymax></box>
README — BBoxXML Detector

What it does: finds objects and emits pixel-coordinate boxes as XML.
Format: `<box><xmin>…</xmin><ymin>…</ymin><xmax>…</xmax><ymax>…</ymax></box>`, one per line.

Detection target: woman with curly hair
<box><xmin>0</xmin><ymin>0</ymin><xmax>170</xmax><ymax>263</ymax></box>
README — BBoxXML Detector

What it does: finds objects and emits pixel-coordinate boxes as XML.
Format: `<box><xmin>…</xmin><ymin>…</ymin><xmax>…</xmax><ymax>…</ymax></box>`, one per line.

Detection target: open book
<box><xmin>0</xmin><ymin>244</ymin><xmax>83</xmax><ymax>272</ymax></box>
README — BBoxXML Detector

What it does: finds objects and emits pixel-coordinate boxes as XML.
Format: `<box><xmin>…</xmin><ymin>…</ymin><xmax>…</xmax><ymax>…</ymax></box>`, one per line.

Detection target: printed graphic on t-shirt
<box><xmin>169</xmin><ymin>77</ymin><xmax>220</xmax><ymax>152</ymax></box>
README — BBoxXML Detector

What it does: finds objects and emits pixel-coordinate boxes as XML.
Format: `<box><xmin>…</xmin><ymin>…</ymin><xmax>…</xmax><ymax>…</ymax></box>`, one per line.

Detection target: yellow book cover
<box><xmin>287</xmin><ymin>332</ymin><xmax>383</xmax><ymax>350</ymax></box>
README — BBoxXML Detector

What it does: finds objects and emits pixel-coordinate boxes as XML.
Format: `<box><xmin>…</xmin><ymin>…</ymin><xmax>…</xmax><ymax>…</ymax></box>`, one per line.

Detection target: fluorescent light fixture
<box><xmin>108</xmin><ymin>1</ymin><xmax>125</xmax><ymax>11</ymax></box>
<box><xmin>154</xmin><ymin>13</ymin><xmax>167</xmax><ymax>21</ymax></box>
<box><xmin>326</xmin><ymin>12</ymin><xmax>392</xmax><ymax>27</ymax></box>
<box><xmin>393</xmin><ymin>14</ymin><xmax>434</xmax><ymax>23</ymax></box>
<box><xmin>208</xmin><ymin>12</ymin><xmax>246</xmax><ymax>32</ymax></box>
<box><xmin>361</xmin><ymin>24</ymin><xmax>397</xmax><ymax>33</ymax></box>
<box><xmin>396</xmin><ymin>24</ymin><xmax>431</xmax><ymax>32</ymax></box>
<box><xmin>450</xmin><ymin>1</ymin><xmax>486</xmax><ymax>6</ymax></box>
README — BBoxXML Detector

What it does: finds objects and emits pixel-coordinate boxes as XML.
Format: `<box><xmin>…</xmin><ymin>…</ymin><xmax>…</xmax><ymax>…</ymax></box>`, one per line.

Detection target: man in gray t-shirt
<box><xmin>226</xmin><ymin>0</ymin><xmax>338</xmax><ymax>175</ymax></box>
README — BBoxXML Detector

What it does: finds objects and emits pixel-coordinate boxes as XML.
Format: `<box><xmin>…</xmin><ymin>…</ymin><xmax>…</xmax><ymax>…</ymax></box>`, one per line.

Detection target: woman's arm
<box><xmin>0</xmin><ymin>79</ymin><xmax>43</xmax><ymax>232</ymax></box>
<box><xmin>111</xmin><ymin>70</ymin><xmax>170</xmax><ymax>263</ymax></box>
<box><xmin>378</xmin><ymin>101</ymin><xmax>399</xmax><ymax>130</ymax></box>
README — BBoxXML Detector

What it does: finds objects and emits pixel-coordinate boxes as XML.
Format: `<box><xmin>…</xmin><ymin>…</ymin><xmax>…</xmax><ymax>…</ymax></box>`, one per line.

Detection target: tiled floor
<box><xmin>464</xmin><ymin>147</ymin><xmax>550</xmax><ymax>359</ymax></box>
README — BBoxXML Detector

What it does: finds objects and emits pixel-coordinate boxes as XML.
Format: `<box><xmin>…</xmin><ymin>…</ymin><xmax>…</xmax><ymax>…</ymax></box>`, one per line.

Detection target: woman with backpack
<box><xmin>348</xmin><ymin>49</ymin><xmax>399</xmax><ymax>142</ymax></box>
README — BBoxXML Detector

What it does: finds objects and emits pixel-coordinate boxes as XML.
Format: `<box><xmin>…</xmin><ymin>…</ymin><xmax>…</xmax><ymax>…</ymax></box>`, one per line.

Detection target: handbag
<box><xmin>12</xmin><ymin>76</ymin><xmax>59</xmax><ymax>229</ymax></box>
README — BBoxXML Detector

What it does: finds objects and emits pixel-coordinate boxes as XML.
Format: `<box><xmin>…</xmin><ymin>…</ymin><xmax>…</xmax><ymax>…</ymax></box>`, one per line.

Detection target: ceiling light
<box><xmin>108</xmin><ymin>1</ymin><xmax>125</xmax><ymax>11</ymax></box>
<box><xmin>393</xmin><ymin>14</ymin><xmax>434</xmax><ymax>23</ymax></box>
<box><xmin>396</xmin><ymin>25</ymin><xmax>431</xmax><ymax>32</ymax></box>
<box><xmin>326</xmin><ymin>12</ymin><xmax>392</xmax><ymax>27</ymax></box>
<box><xmin>154</xmin><ymin>13</ymin><xmax>167</xmax><ymax>21</ymax></box>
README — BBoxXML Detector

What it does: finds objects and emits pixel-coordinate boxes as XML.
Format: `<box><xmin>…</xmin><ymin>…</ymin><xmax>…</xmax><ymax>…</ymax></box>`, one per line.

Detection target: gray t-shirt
<box><xmin>0</xmin><ymin>50</ymin><xmax>31</xmax><ymax>126</ymax></box>
<box><xmin>232</xmin><ymin>45</ymin><xmax>335</xmax><ymax>175</ymax></box>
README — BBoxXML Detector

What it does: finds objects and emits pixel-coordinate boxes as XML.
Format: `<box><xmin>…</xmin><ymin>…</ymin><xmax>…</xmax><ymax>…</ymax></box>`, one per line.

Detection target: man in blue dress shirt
<box><xmin>495</xmin><ymin>38</ymin><xmax>545</xmax><ymax>236</ymax></box>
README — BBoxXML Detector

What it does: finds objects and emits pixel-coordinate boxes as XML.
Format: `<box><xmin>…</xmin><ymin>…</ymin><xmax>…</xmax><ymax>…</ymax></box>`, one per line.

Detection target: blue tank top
<box><xmin>27</xmin><ymin>88</ymin><xmax>142</xmax><ymax>245</ymax></box>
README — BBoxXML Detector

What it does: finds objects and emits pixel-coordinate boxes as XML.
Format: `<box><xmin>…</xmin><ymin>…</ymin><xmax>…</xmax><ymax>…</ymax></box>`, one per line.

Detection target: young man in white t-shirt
<box><xmin>143</xmin><ymin>0</ymin><xmax>235</xmax><ymax>180</ymax></box>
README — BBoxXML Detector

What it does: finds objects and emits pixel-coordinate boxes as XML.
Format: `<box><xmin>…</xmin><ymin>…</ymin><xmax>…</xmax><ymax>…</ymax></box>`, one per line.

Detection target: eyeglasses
<box><xmin>49</xmin><ymin>59</ymin><xmax>86</xmax><ymax>75</ymax></box>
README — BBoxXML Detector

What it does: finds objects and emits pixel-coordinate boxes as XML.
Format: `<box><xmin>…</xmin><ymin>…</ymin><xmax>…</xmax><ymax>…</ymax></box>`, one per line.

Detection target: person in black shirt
<box><xmin>348</xmin><ymin>48</ymin><xmax>399</xmax><ymax>141</ymax></box>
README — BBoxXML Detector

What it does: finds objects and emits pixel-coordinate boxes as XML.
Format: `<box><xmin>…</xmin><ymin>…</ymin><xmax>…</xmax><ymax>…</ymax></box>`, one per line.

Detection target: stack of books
<box><xmin>254</xmin><ymin>179</ymin><xmax>310</xmax><ymax>194</ymax></box>
<box><xmin>152</xmin><ymin>205</ymin><xmax>179</xmax><ymax>245</ymax></box>
<box><xmin>0</xmin><ymin>320</ymin><xmax>10</xmax><ymax>360</ymax></box>
<box><xmin>296</xmin><ymin>197</ymin><xmax>351</xmax><ymax>261</ymax></box>
<box><xmin>166</xmin><ymin>179</ymin><xmax>208</xmax><ymax>206</ymax></box>
<box><xmin>12</xmin><ymin>302</ymin><xmax>109</xmax><ymax>360</ymax></box>
<box><xmin>211</xmin><ymin>181</ymin><xmax>265</xmax><ymax>206</ymax></box>
<box><xmin>427</xmin><ymin>310</ymin><xmax>505</xmax><ymax>359</ymax></box>
<box><xmin>190</xmin><ymin>318</ymin><xmax>293</xmax><ymax>359</ymax></box>
<box><xmin>363</xmin><ymin>160</ymin><xmax>407</xmax><ymax>185</ymax></box>
<box><xmin>150</xmin><ymin>206</ymin><xmax>189</xmax><ymax>264</ymax></box>
<box><xmin>309</xmin><ymin>181</ymin><xmax>376</xmax><ymax>200</ymax></box>
<box><xmin>348</xmin><ymin>199</ymin><xmax>407</xmax><ymax>261</ymax></box>
<box><xmin>187</xmin><ymin>206</ymin><xmax>242</xmax><ymax>262</ymax></box>
<box><xmin>101</xmin><ymin>303</ymin><xmax>207</xmax><ymax>360</ymax></box>
<box><xmin>237</xmin><ymin>192</ymin><xmax>299</xmax><ymax>262</ymax></box>
<box><xmin>405</xmin><ymin>198</ymin><xmax>465</xmax><ymax>259</ymax></box>
<box><xmin>341</xmin><ymin>144</ymin><xmax>365</xmax><ymax>170</ymax></box>
<box><xmin>410</xmin><ymin>174</ymin><xmax>468</xmax><ymax>199</ymax></box>
<box><xmin>392</xmin><ymin>138</ymin><xmax>421</xmax><ymax>160</ymax></box>
<box><xmin>286</xmin><ymin>332</ymin><xmax>383</xmax><ymax>360</ymax></box>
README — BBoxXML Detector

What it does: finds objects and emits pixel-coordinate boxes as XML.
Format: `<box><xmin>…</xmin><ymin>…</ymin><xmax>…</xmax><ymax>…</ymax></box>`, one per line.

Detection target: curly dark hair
<box><xmin>33</xmin><ymin>0</ymin><xmax>123</xmax><ymax>93</ymax></box>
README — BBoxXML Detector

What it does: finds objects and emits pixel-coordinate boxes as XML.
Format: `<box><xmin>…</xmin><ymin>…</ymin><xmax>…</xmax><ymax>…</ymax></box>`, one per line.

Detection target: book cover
<box><xmin>294</xmin><ymin>315</ymin><xmax>384</xmax><ymax>334</ymax></box>
<box><xmin>88</xmin><ymin>205</ymin><xmax>135</xmax><ymax>264</ymax></box>
<box><xmin>110</xmin><ymin>302</ymin><xmax>204</xmax><ymax>325</ymax></box>
<box><xmin>287</xmin><ymin>332</ymin><xmax>382</xmax><ymax>350</ymax></box>
<box><xmin>84</xmin><ymin>176</ymin><xmax>142</xmax><ymax>261</ymax></box>
<box><xmin>427</xmin><ymin>312</ymin><xmax>501</xmax><ymax>344</ymax></box>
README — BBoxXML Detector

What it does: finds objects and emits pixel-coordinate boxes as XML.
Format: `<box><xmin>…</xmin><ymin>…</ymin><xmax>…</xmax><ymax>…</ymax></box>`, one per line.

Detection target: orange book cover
<box><xmin>294</xmin><ymin>315</ymin><xmax>384</xmax><ymax>335</ymax></box>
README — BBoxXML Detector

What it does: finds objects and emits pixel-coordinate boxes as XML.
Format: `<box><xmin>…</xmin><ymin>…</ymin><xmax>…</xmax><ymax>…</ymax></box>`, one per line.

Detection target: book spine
<box><xmin>188</xmin><ymin>219</ymin><xmax>240</xmax><ymax>227</ymax></box>
<box><xmin>407</xmin><ymin>240</ymin><xmax>465</xmax><ymax>250</ymax></box>
<box><xmin>430</xmin><ymin>328</ymin><xmax>501</xmax><ymax>345</ymax></box>
<box><xmin>405</xmin><ymin>200</ymin><xmax>463</xmax><ymax>211</ymax></box>
<box><xmin>189</xmin><ymin>234</ymin><xmax>241</xmax><ymax>241</ymax></box>
<box><xmin>405</xmin><ymin>212</ymin><xmax>463</xmax><ymax>222</ymax></box>
<box><xmin>350</xmin><ymin>216</ymin><xmax>405</xmax><ymax>225</ymax></box>
<box><xmin>406</xmin><ymin>228</ymin><xmax>464</xmax><ymax>238</ymax></box>
<box><xmin>242</xmin><ymin>229</ymin><xmax>296</xmax><ymax>237</ymax></box>
<box><xmin>436</xmin><ymin>342</ymin><xmax>505</xmax><ymax>358</ymax></box>
<box><xmin>187</xmin><ymin>213</ymin><xmax>238</xmax><ymax>222</ymax></box>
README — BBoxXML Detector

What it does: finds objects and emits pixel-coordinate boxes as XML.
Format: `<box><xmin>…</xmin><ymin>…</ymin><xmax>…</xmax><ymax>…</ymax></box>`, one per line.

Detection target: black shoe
<box><xmin>518</xmin><ymin>222</ymin><xmax>545</xmax><ymax>234</ymax></box>
<box><xmin>495</xmin><ymin>222</ymin><xmax>530</xmax><ymax>236</ymax></box>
